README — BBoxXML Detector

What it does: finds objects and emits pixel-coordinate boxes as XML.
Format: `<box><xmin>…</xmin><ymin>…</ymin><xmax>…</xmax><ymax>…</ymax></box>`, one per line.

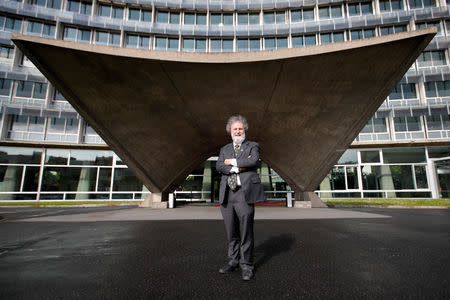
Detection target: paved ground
<box><xmin>0</xmin><ymin>206</ymin><xmax>449</xmax><ymax>299</ymax></box>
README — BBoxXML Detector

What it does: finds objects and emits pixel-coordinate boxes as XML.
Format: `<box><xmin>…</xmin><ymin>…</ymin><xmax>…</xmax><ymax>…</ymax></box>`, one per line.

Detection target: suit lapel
<box><xmin>236</xmin><ymin>140</ymin><xmax>248</xmax><ymax>159</ymax></box>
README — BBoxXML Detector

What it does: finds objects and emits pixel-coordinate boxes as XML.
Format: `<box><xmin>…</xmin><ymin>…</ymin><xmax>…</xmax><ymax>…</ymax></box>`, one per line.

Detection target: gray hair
<box><xmin>226</xmin><ymin>115</ymin><xmax>249</xmax><ymax>133</ymax></box>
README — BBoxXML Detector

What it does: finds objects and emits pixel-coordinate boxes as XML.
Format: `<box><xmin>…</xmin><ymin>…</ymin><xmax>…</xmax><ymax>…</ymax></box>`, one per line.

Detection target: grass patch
<box><xmin>0</xmin><ymin>201</ymin><xmax>141</xmax><ymax>206</ymax></box>
<box><xmin>324</xmin><ymin>198</ymin><xmax>450</xmax><ymax>207</ymax></box>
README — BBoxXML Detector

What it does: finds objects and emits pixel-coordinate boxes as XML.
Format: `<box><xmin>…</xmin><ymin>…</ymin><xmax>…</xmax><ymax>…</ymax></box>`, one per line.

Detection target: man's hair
<box><xmin>226</xmin><ymin>115</ymin><xmax>249</xmax><ymax>133</ymax></box>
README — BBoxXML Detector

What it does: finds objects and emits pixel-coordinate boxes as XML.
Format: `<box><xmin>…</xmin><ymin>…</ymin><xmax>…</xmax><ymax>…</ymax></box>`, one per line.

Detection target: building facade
<box><xmin>0</xmin><ymin>0</ymin><xmax>449</xmax><ymax>203</ymax></box>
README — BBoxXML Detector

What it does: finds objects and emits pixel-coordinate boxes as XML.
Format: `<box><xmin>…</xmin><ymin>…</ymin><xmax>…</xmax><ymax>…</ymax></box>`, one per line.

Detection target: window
<box><xmin>394</xmin><ymin>116</ymin><xmax>422</xmax><ymax>132</ymax></box>
<box><xmin>210</xmin><ymin>12</ymin><xmax>233</xmax><ymax>25</ymax></box>
<box><xmin>0</xmin><ymin>79</ymin><xmax>12</xmax><ymax>96</ymax></box>
<box><xmin>319</xmin><ymin>5</ymin><xmax>342</xmax><ymax>19</ymax></box>
<box><xmin>95</xmin><ymin>31</ymin><xmax>120</xmax><ymax>47</ymax></box>
<box><xmin>63</xmin><ymin>26</ymin><xmax>91</xmax><ymax>43</ymax></box>
<box><xmin>30</xmin><ymin>0</ymin><xmax>62</xmax><ymax>9</ymax></box>
<box><xmin>66</xmin><ymin>0</ymin><xmax>91</xmax><ymax>15</ymax></box>
<box><xmin>263</xmin><ymin>11</ymin><xmax>286</xmax><ymax>24</ymax></box>
<box><xmin>182</xmin><ymin>38</ymin><xmax>206</xmax><ymax>52</ymax></box>
<box><xmin>379</xmin><ymin>0</ymin><xmax>404</xmax><ymax>11</ymax></box>
<box><xmin>389</xmin><ymin>83</ymin><xmax>417</xmax><ymax>100</ymax></box>
<box><xmin>417</xmin><ymin>50</ymin><xmax>446</xmax><ymax>67</ymax></box>
<box><xmin>347</xmin><ymin>1</ymin><xmax>373</xmax><ymax>16</ymax></box>
<box><xmin>0</xmin><ymin>46</ymin><xmax>14</xmax><ymax>59</ymax></box>
<box><xmin>416</xmin><ymin>21</ymin><xmax>442</xmax><ymax>36</ymax></box>
<box><xmin>46</xmin><ymin>117</ymin><xmax>79</xmax><ymax>142</ymax></box>
<box><xmin>380</xmin><ymin>25</ymin><xmax>407</xmax><ymax>35</ymax></box>
<box><xmin>361</xmin><ymin>117</ymin><xmax>388</xmax><ymax>133</ymax></box>
<box><xmin>426</xmin><ymin>115</ymin><xmax>450</xmax><ymax>130</ymax></box>
<box><xmin>0</xmin><ymin>15</ymin><xmax>23</xmax><ymax>32</ymax></box>
<box><xmin>32</xmin><ymin>82</ymin><xmax>47</xmax><ymax>99</ymax></box>
<box><xmin>97</xmin><ymin>4</ymin><xmax>123</xmax><ymax>19</ymax></box>
<box><xmin>290</xmin><ymin>8</ymin><xmax>314</xmax><ymax>22</ymax></box>
<box><xmin>7</xmin><ymin>115</ymin><xmax>46</xmax><ymax>141</ymax></box>
<box><xmin>320</xmin><ymin>32</ymin><xmax>345</xmax><ymax>44</ymax></box>
<box><xmin>210</xmin><ymin>39</ymin><xmax>233</xmax><ymax>52</ymax></box>
<box><xmin>155</xmin><ymin>36</ymin><xmax>179</xmax><ymax>51</ymax></box>
<box><xmin>350</xmin><ymin>28</ymin><xmax>376</xmax><ymax>40</ymax></box>
<box><xmin>237</xmin><ymin>38</ymin><xmax>261</xmax><ymax>51</ymax></box>
<box><xmin>237</xmin><ymin>12</ymin><xmax>260</xmax><ymax>25</ymax></box>
<box><xmin>125</xmin><ymin>34</ymin><xmax>150</xmax><ymax>49</ymax></box>
<box><xmin>26</xmin><ymin>21</ymin><xmax>56</xmax><ymax>38</ymax></box>
<box><xmin>425</xmin><ymin>81</ymin><xmax>450</xmax><ymax>98</ymax></box>
<box><xmin>128</xmin><ymin>7</ymin><xmax>151</xmax><ymax>22</ymax></box>
<box><xmin>156</xmin><ymin>10</ymin><xmax>180</xmax><ymax>24</ymax></box>
<box><xmin>184</xmin><ymin>12</ymin><xmax>207</xmax><ymax>25</ymax></box>
<box><xmin>292</xmin><ymin>34</ymin><xmax>316</xmax><ymax>47</ymax></box>
<box><xmin>264</xmin><ymin>37</ymin><xmax>288</xmax><ymax>50</ymax></box>
<box><xmin>15</xmin><ymin>81</ymin><xmax>33</xmax><ymax>98</ymax></box>
<box><xmin>408</xmin><ymin>0</ymin><xmax>436</xmax><ymax>9</ymax></box>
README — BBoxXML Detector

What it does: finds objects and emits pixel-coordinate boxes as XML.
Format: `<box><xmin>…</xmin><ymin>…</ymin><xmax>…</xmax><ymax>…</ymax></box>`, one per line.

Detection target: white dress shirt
<box><xmin>230</xmin><ymin>142</ymin><xmax>241</xmax><ymax>186</ymax></box>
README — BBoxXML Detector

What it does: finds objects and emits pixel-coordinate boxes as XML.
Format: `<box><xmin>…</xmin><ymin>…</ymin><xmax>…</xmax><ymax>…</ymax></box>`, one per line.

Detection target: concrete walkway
<box><xmin>14</xmin><ymin>206</ymin><xmax>391</xmax><ymax>222</ymax></box>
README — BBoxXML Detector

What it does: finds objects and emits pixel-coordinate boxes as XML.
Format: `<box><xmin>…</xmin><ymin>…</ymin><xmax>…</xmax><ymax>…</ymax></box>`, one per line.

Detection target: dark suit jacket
<box><xmin>216</xmin><ymin>140</ymin><xmax>266</xmax><ymax>204</ymax></box>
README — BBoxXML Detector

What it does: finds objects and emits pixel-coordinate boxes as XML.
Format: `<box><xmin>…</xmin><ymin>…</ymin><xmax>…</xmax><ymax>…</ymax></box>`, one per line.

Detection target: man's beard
<box><xmin>232</xmin><ymin>132</ymin><xmax>245</xmax><ymax>144</ymax></box>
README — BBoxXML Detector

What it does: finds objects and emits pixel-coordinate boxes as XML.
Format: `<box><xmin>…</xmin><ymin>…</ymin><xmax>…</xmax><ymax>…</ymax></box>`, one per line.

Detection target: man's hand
<box><xmin>224</xmin><ymin>158</ymin><xmax>233</xmax><ymax>165</ymax></box>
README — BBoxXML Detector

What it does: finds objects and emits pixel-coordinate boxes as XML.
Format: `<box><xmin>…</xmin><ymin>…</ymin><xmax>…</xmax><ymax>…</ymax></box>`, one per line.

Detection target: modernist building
<box><xmin>0</xmin><ymin>0</ymin><xmax>449</xmax><ymax>203</ymax></box>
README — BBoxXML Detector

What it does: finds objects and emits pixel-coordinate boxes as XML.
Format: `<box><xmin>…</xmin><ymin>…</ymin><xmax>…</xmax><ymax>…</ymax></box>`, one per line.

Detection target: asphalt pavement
<box><xmin>0</xmin><ymin>206</ymin><xmax>449</xmax><ymax>299</ymax></box>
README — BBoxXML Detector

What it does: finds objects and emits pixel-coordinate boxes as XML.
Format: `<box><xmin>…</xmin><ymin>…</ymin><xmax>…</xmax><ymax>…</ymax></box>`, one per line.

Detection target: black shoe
<box><xmin>219</xmin><ymin>264</ymin><xmax>237</xmax><ymax>274</ymax></box>
<box><xmin>242</xmin><ymin>269</ymin><xmax>254</xmax><ymax>281</ymax></box>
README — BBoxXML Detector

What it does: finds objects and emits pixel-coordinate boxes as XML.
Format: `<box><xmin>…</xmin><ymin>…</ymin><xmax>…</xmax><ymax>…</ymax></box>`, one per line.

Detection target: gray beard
<box><xmin>232</xmin><ymin>133</ymin><xmax>245</xmax><ymax>144</ymax></box>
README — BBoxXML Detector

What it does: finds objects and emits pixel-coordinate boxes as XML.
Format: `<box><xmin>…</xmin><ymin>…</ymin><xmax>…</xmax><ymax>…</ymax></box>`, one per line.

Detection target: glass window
<box><xmin>155</xmin><ymin>37</ymin><xmax>166</xmax><ymax>50</ymax></box>
<box><xmin>223</xmin><ymin>13</ymin><xmax>233</xmax><ymax>25</ymax></box>
<box><xmin>249</xmin><ymin>13</ymin><xmax>259</xmax><ymax>25</ymax></box>
<box><xmin>346</xmin><ymin>166</ymin><xmax>359</xmax><ymax>189</ymax></box>
<box><xmin>303</xmin><ymin>8</ymin><xmax>314</xmax><ymax>20</ymax></box>
<box><xmin>238</xmin><ymin>13</ymin><xmax>249</xmax><ymax>25</ymax></box>
<box><xmin>426</xmin><ymin>115</ymin><xmax>443</xmax><ymax>130</ymax></box>
<box><xmin>128</xmin><ymin>8</ymin><xmax>140</xmax><ymax>21</ymax></box>
<box><xmin>95</xmin><ymin>31</ymin><xmax>108</xmax><ymax>45</ymax></box>
<box><xmin>361</xmin><ymin>150</ymin><xmax>380</xmax><ymax>163</ymax></box>
<box><xmin>157</xmin><ymin>11</ymin><xmax>169</xmax><ymax>23</ymax></box>
<box><xmin>23</xmin><ymin>166</ymin><xmax>40</xmax><ymax>192</ymax></box>
<box><xmin>0</xmin><ymin>166</ymin><xmax>23</xmax><ymax>192</ymax></box>
<box><xmin>382</xmin><ymin>148</ymin><xmax>426</xmax><ymax>163</ymax></box>
<box><xmin>70</xmin><ymin>150</ymin><xmax>113</xmax><ymax>166</ymax></box>
<box><xmin>111</xmin><ymin>6</ymin><xmax>123</xmax><ymax>19</ymax></box>
<box><xmin>33</xmin><ymin>82</ymin><xmax>47</xmax><ymax>99</ymax></box>
<box><xmin>0</xmin><ymin>79</ymin><xmax>12</xmax><ymax>96</ymax></box>
<box><xmin>170</xmin><ymin>12</ymin><xmax>180</xmax><ymax>24</ymax></box>
<box><xmin>390</xmin><ymin>165</ymin><xmax>414</xmax><ymax>189</ymax></box>
<box><xmin>428</xmin><ymin>146</ymin><xmax>450</xmax><ymax>158</ymax></box>
<box><xmin>109</xmin><ymin>33</ymin><xmax>120</xmax><ymax>46</ymax></box>
<box><xmin>63</xmin><ymin>27</ymin><xmax>77</xmax><ymax>41</ymax></box>
<box><xmin>45</xmin><ymin>149</ymin><xmax>69</xmax><ymax>165</ymax></box>
<box><xmin>330</xmin><ymin>166</ymin><xmax>346</xmax><ymax>190</ymax></box>
<box><xmin>195</xmin><ymin>39</ymin><xmax>206</xmax><ymax>52</ymax></box>
<box><xmin>142</xmin><ymin>10</ymin><xmax>151</xmax><ymax>22</ymax></box>
<box><xmin>415</xmin><ymin>165</ymin><xmax>428</xmax><ymax>189</ymax></box>
<box><xmin>337</xmin><ymin>149</ymin><xmax>358</xmax><ymax>164</ymax></box>
<box><xmin>41</xmin><ymin>167</ymin><xmax>96</xmax><ymax>192</ymax></box>
<box><xmin>98</xmin><ymin>168</ymin><xmax>111</xmax><ymax>191</ymax></box>
<box><xmin>292</xmin><ymin>36</ymin><xmax>303</xmax><ymax>47</ymax></box>
<box><xmin>184</xmin><ymin>12</ymin><xmax>195</xmax><ymax>25</ymax></box>
<box><xmin>168</xmin><ymin>37</ymin><xmax>179</xmax><ymax>51</ymax></box>
<box><xmin>16</xmin><ymin>81</ymin><xmax>33</xmax><ymax>98</ymax></box>
<box><xmin>0</xmin><ymin>147</ymin><xmax>42</xmax><ymax>164</ymax></box>
<box><xmin>196</xmin><ymin>13</ymin><xmax>206</xmax><ymax>25</ymax></box>
<box><xmin>0</xmin><ymin>46</ymin><xmax>14</xmax><ymax>59</ymax></box>
<box><xmin>305</xmin><ymin>35</ymin><xmax>316</xmax><ymax>46</ymax></box>
<box><xmin>98</xmin><ymin>4</ymin><xmax>111</xmax><ymax>17</ymax></box>
<box><xmin>291</xmin><ymin>10</ymin><xmax>301</xmax><ymax>22</ymax></box>
<box><xmin>113</xmin><ymin>168</ymin><xmax>142</xmax><ymax>191</ymax></box>
<box><xmin>182</xmin><ymin>38</ymin><xmax>195</xmax><ymax>52</ymax></box>
<box><xmin>210</xmin><ymin>13</ymin><xmax>221</xmax><ymax>25</ymax></box>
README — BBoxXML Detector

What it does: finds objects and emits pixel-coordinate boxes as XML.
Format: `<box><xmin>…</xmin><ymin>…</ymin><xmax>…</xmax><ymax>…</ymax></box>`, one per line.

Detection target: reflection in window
<box><xmin>290</xmin><ymin>8</ymin><xmax>314</xmax><ymax>22</ymax></box>
<box><xmin>264</xmin><ymin>37</ymin><xmax>288</xmax><ymax>50</ymax></box>
<box><xmin>320</xmin><ymin>31</ymin><xmax>345</xmax><ymax>44</ymax></box>
<box><xmin>210</xmin><ymin>13</ymin><xmax>233</xmax><ymax>25</ymax></box>
<box><xmin>350</xmin><ymin>28</ymin><xmax>376</xmax><ymax>40</ymax></box>
<box><xmin>425</xmin><ymin>81</ymin><xmax>450</xmax><ymax>98</ymax></box>
<box><xmin>237</xmin><ymin>38</ymin><xmax>261</xmax><ymax>52</ymax></box>
<box><xmin>125</xmin><ymin>34</ymin><xmax>150</xmax><ymax>49</ymax></box>
<box><xmin>379</xmin><ymin>0</ymin><xmax>404</xmax><ymax>11</ymax></box>
<box><xmin>210</xmin><ymin>39</ymin><xmax>233</xmax><ymax>52</ymax></box>
<box><xmin>382</xmin><ymin>148</ymin><xmax>426</xmax><ymax>163</ymax></box>
<box><xmin>113</xmin><ymin>168</ymin><xmax>142</xmax><ymax>191</ymax></box>
<box><xmin>417</xmin><ymin>51</ymin><xmax>446</xmax><ymax>67</ymax></box>
<box><xmin>70</xmin><ymin>150</ymin><xmax>113</xmax><ymax>166</ymax></box>
<box><xmin>292</xmin><ymin>34</ymin><xmax>316</xmax><ymax>47</ymax></box>
<box><xmin>155</xmin><ymin>36</ymin><xmax>179</xmax><ymax>51</ymax></box>
<box><xmin>380</xmin><ymin>25</ymin><xmax>407</xmax><ymax>35</ymax></box>
<box><xmin>408</xmin><ymin>0</ymin><xmax>436</xmax><ymax>9</ymax></box>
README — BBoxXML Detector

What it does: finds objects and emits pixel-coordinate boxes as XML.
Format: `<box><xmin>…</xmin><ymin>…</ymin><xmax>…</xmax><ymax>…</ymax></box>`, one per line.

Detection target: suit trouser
<box><xmin>220</xmin><ymin>187</ymin><xmax>255</xmax><ymax>271</ymax></box>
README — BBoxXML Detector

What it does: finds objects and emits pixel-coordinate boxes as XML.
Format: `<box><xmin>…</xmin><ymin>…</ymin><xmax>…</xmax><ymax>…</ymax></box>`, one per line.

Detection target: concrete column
<box><xmin>319</xmin><ymin>175</ymin><xmax>332</xmax><ymax>198</ymax></box>
<box><xmin>75</xmin><ymin>167</ymin><xmax>93</xmax><ymax>200</ymax></box>
<box><xmin>380</xmin><ymin>165</ymin><xmax>396</xmax><ymax>198</ymax></box>
<box><xmin>0</xmin><ymin>166</ymin><xmax>21</xmax><ymax>200</ymax></box>
<box><xmin>294</xmin><ymin>191</ymin><xmax>328</xmax><ymax>208</ymax></box>
<box><xmin>139</xmin><ymin>192</ymin><xmax>168</xmax><ymax>209</ymax></box>
<box><xmin>201</xmin><ymin>161</ymin><xmax>212</xmax><ymax>202</ymax></box>
<box><xmin>260</xmin><ymin>162</ymin><xmax>272</xmax><ymax>191</ymax></box>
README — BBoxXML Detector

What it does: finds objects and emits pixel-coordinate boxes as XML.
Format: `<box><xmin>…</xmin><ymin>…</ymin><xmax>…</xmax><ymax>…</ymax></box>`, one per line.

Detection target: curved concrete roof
<box><xmin>12</xmin><ymin>28</ymin><xmax>435</xmax><ymax>195</ymax></box>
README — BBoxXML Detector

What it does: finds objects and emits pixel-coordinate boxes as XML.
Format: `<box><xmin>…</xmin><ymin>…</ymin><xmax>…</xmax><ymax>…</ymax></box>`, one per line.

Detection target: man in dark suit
<box><xmin>216</xmin><ymin>115</ymin><xmax>266</xmax><ymax>281</ymax></box>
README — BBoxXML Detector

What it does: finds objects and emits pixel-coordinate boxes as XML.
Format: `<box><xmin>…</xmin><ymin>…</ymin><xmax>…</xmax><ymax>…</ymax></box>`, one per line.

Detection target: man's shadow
<box><xmin>254</xmin><ymin>234</ymin><xmax>295</xmax><ymax>269</ymax></box>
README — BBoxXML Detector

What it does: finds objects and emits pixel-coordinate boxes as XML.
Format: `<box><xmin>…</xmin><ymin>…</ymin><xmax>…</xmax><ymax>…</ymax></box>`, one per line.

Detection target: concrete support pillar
<box><xmin>380</xmin><ymin>165</ymin><xmax>396</xmax><ymax>198</ymax></box>
<box><xmin>319</xmin><ymin>175</ymin><xmax>332</xmax><ymax>198</ymax></box>
<box><xmin>294</xmin><ymin>191</ymin><xmax>328</xmax><ymax>208</ymax></box>
<box><xmin>260</xmin><ymin>162</ymin><xmax>272</xmax><ymax>191</ymax></box>
<box><xmin>0</xmin><ymin>166</ymin><xmax>21</xmax><ymax>200</ymax></box>
<box><xmin>201</xmin><ymin>161</ymin><xmax>212</xmax><ymax>202</ymax></box>
<box><xmin>75</xmin><ymin>167</ymin><xmax>93</xmax><ymax>200</ymax></box>
<box><xmin>139</xmin><ymin>192</ymin><xmax>168</xmax><ymax>209</ymax></box>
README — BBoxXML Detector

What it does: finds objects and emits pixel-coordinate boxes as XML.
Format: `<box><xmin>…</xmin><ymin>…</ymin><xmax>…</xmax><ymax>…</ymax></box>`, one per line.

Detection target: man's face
<box><xmin>231</xmin><ymin>121</ymin><xmax>245</xmax><ymax>144</ymax></box>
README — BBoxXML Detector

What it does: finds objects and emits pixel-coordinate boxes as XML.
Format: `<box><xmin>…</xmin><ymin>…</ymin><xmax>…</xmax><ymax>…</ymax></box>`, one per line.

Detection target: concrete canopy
<box><xmin>12</xmin><ymin>29</ymin><xmax>435</xmax><ymax>203</ymax></box>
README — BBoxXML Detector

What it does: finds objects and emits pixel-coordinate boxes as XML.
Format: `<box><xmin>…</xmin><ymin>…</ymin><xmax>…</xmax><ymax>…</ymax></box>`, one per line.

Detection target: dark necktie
<box><xmin>228</xmin><ymin>144</ymin><xmax>240</xmax><ymax>190</ymax></box>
